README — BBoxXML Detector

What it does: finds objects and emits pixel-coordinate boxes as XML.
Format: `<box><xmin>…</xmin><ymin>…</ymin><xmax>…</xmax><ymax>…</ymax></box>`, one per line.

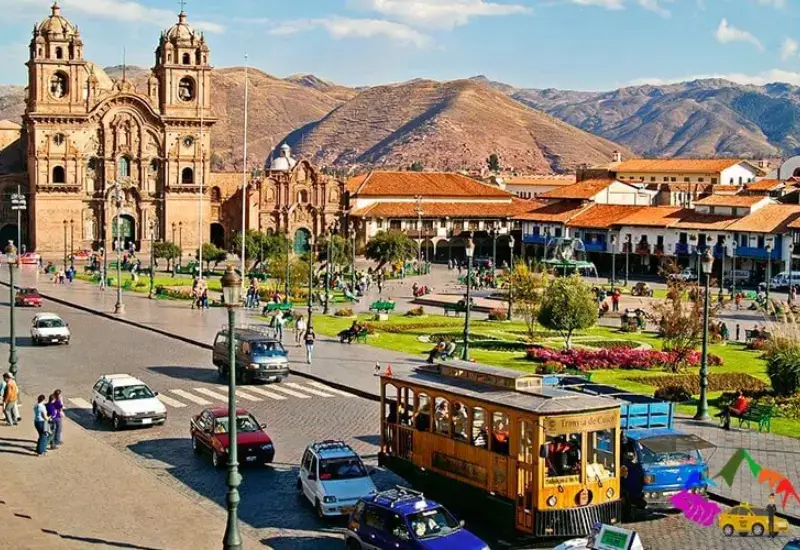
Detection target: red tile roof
<box><xmin>615</xmin><ymin>158</ymin><xmax>745</xmax><ymax>173</ymax></box>
<box><xmin>615</xmin><ymin>206</ymin><xmax>684</xmax><ymax>228</ymax></box>
<box><xmin>503</xmin><ymin>175</ymin><xmax>576</xmax><ymax>186</ymax></box>
<box><xmin>732</xmin><ymin>205</ymin><xmax>800</xmax><ymax>233</ymax></box>
<box><xmin>347</xmin><ymin>171</ymin><xmax>512</xmax><ymax>198</ymax></box>
<box><xmin>694</xmin><ymin>195</ymin><xmax>767</xmax><ymax>207</ymax></box>
<box><xmin>351</xmin><ymin>198</ymin><xmax>539</xmax><ymax>219</ymax></box>
<box><xmin>566</xmin><ymin>205</ymin><xmax>647</xmax><ymax>229</ymax></box>
<box><xmin>513</xmin><ymin>202</ymin><xmax>590</xmax><ymax>223</ymax></box>
<box><xmin>746</xmin><ymin>179</ymin><xmax>782</xmax><ymax>192</ymax></box>
<box><xmin>538</xmin><ymin>178</ymin><xmax>619</xmax><ymax>200</ymax></box>
<box><xmin>672</xmin><ymin>211</ymin><xmax>740</xmax><ymax>231</ymax></box>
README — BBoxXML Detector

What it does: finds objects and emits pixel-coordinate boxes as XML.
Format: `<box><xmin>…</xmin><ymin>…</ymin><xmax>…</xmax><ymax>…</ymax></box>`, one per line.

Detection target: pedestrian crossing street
<box><xmin>67</xmin><ymin>381</ymin><xmax>354</xmax><ymax>411</ymax></box>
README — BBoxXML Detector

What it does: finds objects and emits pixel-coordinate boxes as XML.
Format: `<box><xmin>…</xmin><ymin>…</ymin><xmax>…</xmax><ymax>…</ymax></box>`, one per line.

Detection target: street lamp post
<box><xmin>490</xmin><ymin>223</ymin><xmax>499</xmax><ymax>287</ymax></box>
<box><xmin>414</xmin><ymin>195</ymin><xmax>423</xmax><ymax>275</ymax></box>
<box><xmin>461</xmin><ymin>235</ymin><xmax>475</xmax><ymax>362</ymax></box>
<box><xmin>113</xmin><ymin>184</ymin><xmax>125</xmax><ymax>315</ymax></box>
<box><xmin>149</xmin><ymin>220</ymin><xmax>156</xmax><ymax>299</ymax></box>
<box><xmin>766</xmin><ymin>242</ymin><xmax>774</xmax><ymax>304</ymax></box>
<box><xmin>307</xmin><ymin>240</ymin><xmax>314</xmax><ymax>328</ymax></box>
<box><xmin>610</xmin><ymin>233</ymin><xmax>617</xmax><ymax>292</ymax></box>
<box><xmin>731</xmin><ymin>239</ymin><xmax>738</xmax><ymax>297</ymax></box>
<box><xmin>323</xmin><ymin>221</ymin><xmax>336</xmax><ymax>315</ymax></box>
<box><xmin>62</xmin><ymin>220</ymin><xmax>68</xmax><ymax>271</ymax></box>
<box><xmin>624</xmin><ymin>234</ymin><xmax>630</xmax><ymax>287</ymax></box>
<box><xmin>69</xmin><ymin>219</ymin><xmax>74</xmax><ymax>265</ymax></box>
<box><xmin>507</xmin><ymin>235</ymin><xmax>515</xmax><ymax>321</ymax></box>
<box><xmin>695</xmin><ymin>248</ymin><xmax>714</xmax><ymax>421</ymax></box>
<box><xmin>790</xmin><ymin>243</ymin><xmax>795</xmax><ymax>301</ymax></box>
<box><xmin>171</xmin><ymin>222</ymin><xmax>177</xmax><ymax>276</ymax></box>
<box><xmin>220</xmin><ymin>265</ymin><xmax>243</xmax><ymax>550</ymax></box>
<box><xmin>178</xmin><ymin>221</ymin><xmax>183</xmax><ymax>270</ymax></box>
<box><xmin>5</xmin><ymin>242</ymin><xmax>18</xmax><ymax>378</ymax></box>
<box><xmin>284</xmin><ymin>231</ymin><xmax>290</xmax><ymax>303</ymax></box>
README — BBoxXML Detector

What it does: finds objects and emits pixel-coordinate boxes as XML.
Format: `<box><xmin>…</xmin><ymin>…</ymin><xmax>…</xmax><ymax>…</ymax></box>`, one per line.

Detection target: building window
<box><xmin>49</xmin><ymin>72</ymin><xmax>68</xmax><ymax>98</ymax></box>
<box><xmin>210</xmin><ymin>186</ymin><xmax>221</xmax><ymax>202</ymax></box>
<box><xmin>440</xmin><ymin>218</ymin><xmax>447</xmax><ymax>228</ymax></box>
<box><xmin>55</xmin><ymin>47</ymin><xmax>63</xmax><ymax>59</ymax></box>
<box><xmin>182</xmin><ymin>53</ymin><xmax>191</xmax><ymax>65</ymax></box>
<box><xmin>698</xmin><ymin>177</ymin><xmax>704</xmax><ymax>182</ymax></box>
<box><xmin>52</xmin><ymin>165</ymin><xmax>65</xmax><ymax>184</ymax></box>
<box><xmin>149</xmin><ymin>159</ymin><xmax>159</xmax><ymax>174</ymax></box>
<box><xmin>181</xmin><ymin>167</ymin><xmax>194</xmax><ymax>184</ymax></box>
<box><xmin>178</xmin><ymin>76</ymin><xmax>195</xmax><ymax>102</ymax></box>
<box><xmin>377</xmin><ymin>219</ymin><xmax>384</xmax><ymax>229</ymax></box>
<box><xmin>118</xmin><ymin>157</ymin><xmax>130</xmax><ymax>178</ymax></box>
<box><xmin>298</xmin><ymin>190</ymin><xmax>309</xmax><ymax>203</ymax></box>
<box><xmin>730</xmin><ymin>177</ymin><xmax>734</xmax><ymax>184</ymax></box>
<box><xmin>650</xmin><ymin>177</ymin><xmax>656</xmax><ymax>182</ymax></box>
<box><xmin>389</xmin><ymin>220</ymin><xmax>401</xmax><ymax>230</ymax></box>
<box><xmin>670</xmin><ymin>177</ymin><xmax>676</xmax><ymax>182</ymax></box>
<box><xmin>663</xmin><ymin>177</ymin><xmax>669</xmax><ymax>182</ymax></box>
<box><xmin>684</xmin><ymin>177</ymin><xmax>690</xmax><ymax>182</ymax></box>
<box><xmin>739</xmin><ymin>177</ymin><xmax>743</xmax><ymax>184</ymax></box>
<box><xmin>711</xmin><ymin>177</ymin><xmax>718</xmax><ymax>184</ymax></box>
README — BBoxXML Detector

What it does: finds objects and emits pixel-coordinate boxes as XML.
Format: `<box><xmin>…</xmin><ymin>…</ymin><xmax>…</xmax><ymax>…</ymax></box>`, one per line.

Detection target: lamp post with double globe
<box><xmin>694</xmin><ymin>248</ymin><xmax>714</xmax><ymax>421</ymax></box>
<box><xmin>461</xmin><ymin>235</ymin><xmax>475</xmax><ymax>361</ymax></box>
<box><xmin>111</xmin><ymin>183</ymin><xmax>125</xmax><ymax>315</ymax></box>
<box><xmin>5</xmin><ymin>242</ymin><xmax>18</xmax><ymax>378</ymax></box>
<box><xmin>507</xmin><ymin>235</ymin><xmax>515</xmax><ymax>322</ymax></box>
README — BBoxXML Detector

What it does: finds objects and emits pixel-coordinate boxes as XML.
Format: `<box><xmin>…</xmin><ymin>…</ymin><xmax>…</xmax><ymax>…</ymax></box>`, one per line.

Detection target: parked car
<box><xmin>14</xmin><ymin>287</ymin><xmax>42</xmax><ymax>307</ymax></box>
<box><xmin>90</xmin><ymin>374</ymin><xmax>167</xmax><ymax>430</ymax></box>
<box><xmin>72</xmin><ymin>249</ymin><xmax>92</xmax><ymax>260</ymax></box>
<box><xmin>18</xmin><ymin>252</ymin><xmax>40</xmax><ymax>265</ymax></box>
<box><xmin>783</xmin><ymin>539</ymin><xmax>800</xmax><ymax>550</ymax></box>
<box><xmin>297</xmin><ymin>440</ymin><xmax>377</xmax><ymax>518</ymax></box>
<box><xmin>668</xmin><ymin>268</ymin><xmax>697</xmax><ymax>282</ymax></box>
<box><xmin>345</xmin><ymin>486</ymin><xmax>488</xmax><ymax>550</ymax></box>
<box><xmin>718</xmin><ymin>502</ymin><xmax>789</xmax><ymax>537</ymax></box>
<box><xmin>30</xmin><ymin>312</ymin><xmax>70</xmax><ymax>345</ymax></box>
<box><xmin>189</xmin><ymin>406</ymin><xmax>274</xmax><ymax>468</ymax></box>
<box><xmin>723</xmin><ymin>269</ymin><xmax>751</xmax><ymax>287</ymax></box>
<box><xmin>212</xmin><ymin>328</ymin><xmax>289</xmax><ymax>384</ymax></box>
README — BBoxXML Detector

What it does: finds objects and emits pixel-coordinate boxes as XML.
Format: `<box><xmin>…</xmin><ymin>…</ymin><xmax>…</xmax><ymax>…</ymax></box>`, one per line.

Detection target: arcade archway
<box><xmin>0</xmin><ymin>224</ymin><xmax>18</xmax><ymax>249</ymax></box>
<box><xmin>294</xmin><ymin>228</ymin><xmax>311</xmax><ymax>254</ymax></box>
<box><xmin>210</xmin><ymin>223</ymin><xmax>225</xmax><ymax>249</ymax></box>
<box><xmin>112</xmin><ymin>214</ymin><xmax>135</xmax><ymax>250</ymax></box>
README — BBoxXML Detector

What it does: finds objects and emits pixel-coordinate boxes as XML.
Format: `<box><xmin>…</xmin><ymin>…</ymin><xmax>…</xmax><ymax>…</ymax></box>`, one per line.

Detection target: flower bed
<box><xmin>334</xmin><ymin>308</ymin><xmax>354</xmax><ymax>317</ymax></box>
<box><xmin>628</xmin><ymin>373</ymin><xmax>766</xmax><ymax>396</ymax></box>
<box><xmin>573</xmin><ymin>339</ymin><xmax>641</xmax><ymax>350</ymax></box>
<box><xmin>526</xmin><ymin>347</ymin><xmax>723</xmax><ymax>371</ymax></box>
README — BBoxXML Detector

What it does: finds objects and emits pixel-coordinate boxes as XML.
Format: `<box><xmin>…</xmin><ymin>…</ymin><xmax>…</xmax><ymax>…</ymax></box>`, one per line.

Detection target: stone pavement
<box><xmin>5</xmin><ymin>266</ymin><xmax>800</xmax><ymax>523</ymax></box>
<box><xmin>0</xmin><ymin>391</ymin><xmax>262</xmax><ymax>550</ymax></box>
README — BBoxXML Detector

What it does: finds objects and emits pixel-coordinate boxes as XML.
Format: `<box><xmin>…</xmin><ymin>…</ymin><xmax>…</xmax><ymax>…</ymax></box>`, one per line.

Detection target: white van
<box><xmin>724</xmin><ymin>270</ymin><xmax>751</xmax><ymax>285</ymax></box>
<box><xmin>770</xmin><ymin>271</ymin><xmax>800</xmax><ymax>289</ymax></box>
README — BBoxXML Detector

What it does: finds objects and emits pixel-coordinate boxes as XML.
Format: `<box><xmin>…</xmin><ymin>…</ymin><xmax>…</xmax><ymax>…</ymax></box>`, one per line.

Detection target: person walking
<box><xmin>611</xmin><ymin>289</ymin><xmax>621</xmax><ymax>312</ymax></box>
<box><xmin>45</xmin><ymin>394</ymin><xmax>59</xmax><ymax>450</ymax></box>
<box><xmin>3</xmin><ymin>373</ymin><xmax>19</xmax><ymax>426</ymax></box>
<box><xmin>294</xmin><ymin>314</ymin><xmax>307</xmax><ymax>347</ymax></box>
<box><xmin>51</xmin><ymin>389</ymin><xmax>64</xmax><ymax>447</ymax></box>
<box><xmin>304</xmin><ymin>327</ymin><xmax>316</xmax><ymax>364</ymax></box>
<box><xmin>33</xmin><ymin>394</ymin><xmax>50</xmax><ymax>456</ymax></box>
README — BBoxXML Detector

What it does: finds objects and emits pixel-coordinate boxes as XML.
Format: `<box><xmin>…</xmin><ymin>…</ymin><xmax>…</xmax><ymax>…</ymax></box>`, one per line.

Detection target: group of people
<box><xmin>426</xmin><ymin>339</ymin><xmax>457</xmax><ymax>363</ymax></box>
<box><xmin>244</xmin><ymin>280</ymin><xmax>262</xmax><ymax>309</ymax></box>
<box><xmin>3</xmin><ymin>373</ymin><xmax>62</xmax><ymax>456</ymax></box>
<box><xmin>50</xmin><ymin>265</ymin><xmax>74</xmax><ymax>285</ymax></box>
<box><xmin>191</xmin><ymin>277</ymin><xmax>210</xmax><ymax>310</ymax></box>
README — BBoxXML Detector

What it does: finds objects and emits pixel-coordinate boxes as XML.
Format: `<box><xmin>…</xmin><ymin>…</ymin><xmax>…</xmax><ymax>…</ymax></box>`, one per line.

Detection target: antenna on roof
<box><xmin>178</xmin><ymin>0</ymin><xmax>187</xmax><ymax>14</ymax></box>
<box><xmin>122</xmin><ymin>47</ymin><xmax>127</xmax><ymax>82</ymax></box>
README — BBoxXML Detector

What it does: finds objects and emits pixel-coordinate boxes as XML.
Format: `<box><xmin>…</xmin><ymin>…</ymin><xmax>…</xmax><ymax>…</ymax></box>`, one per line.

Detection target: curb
<box><xmin>1</xmin><ymin>281</ymin><xmax>379</xmax><ymax>402</ymax></box>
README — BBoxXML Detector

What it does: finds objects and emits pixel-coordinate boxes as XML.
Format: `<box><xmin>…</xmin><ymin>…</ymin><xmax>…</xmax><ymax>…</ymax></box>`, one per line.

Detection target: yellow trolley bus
<box><xmin>378</xmin><ymin>361</ymin><xmax>622</xmax><ymax>538</ymax></box>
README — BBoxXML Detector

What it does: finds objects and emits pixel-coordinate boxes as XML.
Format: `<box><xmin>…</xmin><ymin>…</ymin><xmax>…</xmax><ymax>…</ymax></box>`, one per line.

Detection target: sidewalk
<box><xmin>5</xmin><ymin>267</ymin><xmax>800</xmax><ymax>521</ymax></box>
<box><xmin>0</xmin><ymin>392</ymin><xmax>262</xmax><ymax>550</ymax></box>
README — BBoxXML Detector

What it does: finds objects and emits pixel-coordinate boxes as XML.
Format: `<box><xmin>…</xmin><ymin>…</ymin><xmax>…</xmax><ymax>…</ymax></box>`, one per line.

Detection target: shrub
<box><xmin>334</xmin><ymin>308</ymin><xmax>354</xmax><ymax>317</ymax></box>
<box><xmin>536</xmin><ymin>361</ymin><xmax>565</xmax><ymax>375</ymax></box>
<box><xmin>574</xmin><ymin>339</ymin><xmax>640</xmax><ymax>350</ymax></box>
<box><xmin>471</xmin><ymin>340</ymin><xmax>530</xmax><ymax>352</ymax></box>
<box><xmin>631</xmin><ymin>373</ymin><xmax>766</xmax><ymax>396</ymax></box>
<box><xmin>748</xmin><ymin>338</ymin><xmax>770</xmax><ymax>351</ymax></box>
<box><xmin>765</xmin><ymin>342</ymin><xmax>800</xmax><ymax>397</ymax></box>
<box><xmin>405</xmin><ymin>306</ymin><xmax>425</xmax><ymax>317</ymax></box>
<box><xmin>155</xmin><ymin>285</ymin><xmax>194</xmax><ymax>300</ymax></box>
<box><xmin>654</xmin><ymin>385</ymin><xmax>691</xmax><ymax>403</ymax></box>
<box><xmin>488</xmin><ymin>308</ymin><xmax>508</xmax><ymax>321</ymax></box>
<box><xmin>525</xmin><ymin>347</ymin><xmax>723</xmax><ymax>371</ymax></box>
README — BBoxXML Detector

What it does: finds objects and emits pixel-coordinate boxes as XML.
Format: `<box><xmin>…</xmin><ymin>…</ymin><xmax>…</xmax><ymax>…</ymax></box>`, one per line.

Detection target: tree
<box><xmin>508</xmin><ymin>263</ymin><xmax>549</xmax><ymax>338</ymax></box>
<box><xmin>538</xmin><ymin>275</ymin><xmax>596</xmax><ymax>349</ymax></box>
<box><xmin>268</xmin><ymin>254</ymin><xmax>311</xmax><ymax>297</ymax></box>
<box><xmin>153</xmin><ymin>241</ymin><xmax>181</xmax><ymax>271</ymax></box>
<box><xmin>319</xmin><ymin>234</ymin><xmax>353</xmax><ymax>269</ymax></box>
<box><xmin>365</xmin><ymin>231</ymin><xmax>417</xmax><ymax>269</ymax></box>
<box><xmin>487</xmin><ymin>153</ymin><xmax>501</xmax><ymax>173</ymax></box>
<box><xmin>409</xmin><ymin>161</ymin><xmax>424</xmax><ymax>172</ymax></box>
<box><xmin>232</xmin><ymin>230</ymin><xmax>289</xmax><ymax>270</ymax></box>
<box><xmin>197</xmin><ymin>243</ymin><xmax>227</xmax><ymax>270</ymax></box>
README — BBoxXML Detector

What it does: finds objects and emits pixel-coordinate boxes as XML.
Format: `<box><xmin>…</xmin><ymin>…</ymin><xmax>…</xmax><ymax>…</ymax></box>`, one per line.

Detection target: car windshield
<box><xmin>214</xmin><ymin>415</ymin><xmax>260</xmax><ymax>434</ymax></box>
<box><xmin>36</xmin><ymin>318</ymin><xmax>64</xmax><ymax>328</ymax></box>
<box><xmin>112</xmin><ymin>384</ymin><xmax>155</xmax><ymax>401</ymax></box>
<box><xmin>639</xmin><ymin>446</ymin><xmax>702</xmax><ymax>466</ymax></box>
<box><xmin>407</xmin><ymin>507</ymin><xmax>460</xmax><ymax>540</ymax></box>
<box><xmin>250</xmin><ymin>342</ymin><xmax>285</xmax><ymax>356</ymax></box>
<box><xmin>20</xmin><ymin>289</ymin><xmax>37</xmax><ymax>296</ymax></box>
<box><xmin>318</xmin><ymin>457</ymin><xmax>367</xmax><ymax>480</ymax></box>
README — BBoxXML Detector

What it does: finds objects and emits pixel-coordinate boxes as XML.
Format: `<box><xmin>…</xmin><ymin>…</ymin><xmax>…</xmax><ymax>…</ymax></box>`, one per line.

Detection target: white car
<box><xmin>297</xmin><ymin>440</ymin><xmax>377</xmax><ymax>518</ymax></box>
<box><xmin>90</xmin><ymin>374</ymin><xmax>167</xmax><ymax>430</ymax></box>
<box><xmin>30</xmin><ymin>313</ymin><xmax>70</xmax><ymax>345</ymax></box>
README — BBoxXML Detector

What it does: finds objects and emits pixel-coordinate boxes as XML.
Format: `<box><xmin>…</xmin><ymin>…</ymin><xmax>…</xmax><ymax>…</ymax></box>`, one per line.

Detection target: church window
<box><xmin>49</xmin><ymin>72</ymin><xmax>68</xmax><ymax>99</ymax></box>
<box><xmin>195</xmin><ymin>51</ymin><xmax>202</xmax><ymax>65</ymax></box>
<box><xmin>182</xmin><ymin>53</ymin><xmax>191</xmax><ymax>65</ymax></box>
<box><xmin>55</xmin><ymin>47</ymin><xmax>63</xmax><ymax>60</ymax></box>
<box><xmin>52</xmin><ymin>166</ymin><xmax>65</xmax><ymax>184</ymax></box>
<box><xmin>118</xmin><ymin>157</ymin><xmax>130</xmax><ymax>178</ymax></box>
<box><xmin>182</xmin><ymin>167</ymin><xmax>194</xmax><ymax>184</ymax></box>
<box><xmin>150</xmin><ymin>159</ymin><xmax>159</xmax><ymax>174</ymax></box>
<box><xmin>178</xmin><ymin>77</ymin><xmax>195</xmax><ymax>102</ymax></box>
<box><xmin>52</xmin><ymin>133</ymin><xmax>65</xmax><ymax>146</ymax></box>
<box><xmin>298</xmin><ymin>190</ymin><xmax>309</xmax><ymax>203</ymax></box>
<box><xmin>211</xmin><ymin>186</ymin><xmax>221</xmax><ymax>202</ymax></box>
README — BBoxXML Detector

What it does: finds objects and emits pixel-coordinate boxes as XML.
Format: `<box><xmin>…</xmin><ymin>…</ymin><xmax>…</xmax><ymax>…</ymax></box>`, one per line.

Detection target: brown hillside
<box><xmin>282</xmin><ymin>79</ymin><xmax>629</xmax><ymax>173</ymax></box>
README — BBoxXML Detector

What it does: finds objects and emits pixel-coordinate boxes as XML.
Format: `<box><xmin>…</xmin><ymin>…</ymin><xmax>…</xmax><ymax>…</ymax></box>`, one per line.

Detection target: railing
<box><xmin>522</xmin><ymin>233</ymin><xmax>547</xmax><ymax>244</ymax></box>
<box><xmin>635</xmin><ymin>244</ymin><xmax>651</xmax><ymax>255</ymax></box>
<box><xmin>583</xmin><ymin>241</ymin><xmax>607</xmax><ymax>253</ymax></box>
<box><xmin>402</xmin><ymin>229</ymin><xmax>439</xmax><ymax>239</ymax></box>
<box><xmin>736</xmin><ymin>246</ymin><xmax>782</xmax><ymax>260</ymax></box>
<box><xmin>675</xmin><ymin>243</ymin><xmax>689</xmax><ymax>255</ymax></box>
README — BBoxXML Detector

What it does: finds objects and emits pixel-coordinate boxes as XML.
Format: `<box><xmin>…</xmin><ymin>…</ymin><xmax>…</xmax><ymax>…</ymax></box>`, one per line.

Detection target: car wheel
<box><xmin>192</xmin><ymin>435</ymin><xmax>200</xmax><ymax>454</ymax></box>
<box><xmin>212</xmin><ymin>450</ymin><xmax>223</xmax><ymax>468</ymax></box>
<box><xmin>315</xmin><ymin>499</ymin><xmax>325</xmax><ymax>519</ymax></box>
<box><xmin>752</xmin><ymin>523</ymin><xmax>765</xmax><ymax>537</ymax></box>
<box><xmin>92</xmin><ymin>403</ymin><xmax>102</xmax><ymax>422</ymax></box>
<box><xmin>723</xmin><ymin>524</ymin><xmax>735</xmax><ymax>537</ymax></box>
<box><xmin>346</xmin><ymin>539</ymin><xmax>362</xmax><ymax>550</ymax></box>
<box><xmin>112</xmin><ymin>413</ymin><xmax>122</xmax><ymax>430</ymax></box>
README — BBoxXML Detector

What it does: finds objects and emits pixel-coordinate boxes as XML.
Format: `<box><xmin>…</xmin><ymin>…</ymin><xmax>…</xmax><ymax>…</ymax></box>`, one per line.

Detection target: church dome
<box><xmin>37</xmin><ymin>2</ymin><xmax>77</xmax><ymax>38</ymax></box>
<box><xmin>165</xmin><ymin>12</ymin><xmax>197</xmax><ymax>43</ymax></box>
<box><xmin>268</xmin><ymin>144</ymin><xmax>297</xmax><ymax>172</ymax></box>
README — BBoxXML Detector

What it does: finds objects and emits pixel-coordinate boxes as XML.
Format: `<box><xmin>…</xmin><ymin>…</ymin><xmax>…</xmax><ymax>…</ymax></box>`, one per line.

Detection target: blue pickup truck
<box><xmin>553</xmin><ymin>378</ymin><xmax>716</xmax><ymax>516</ymax></box>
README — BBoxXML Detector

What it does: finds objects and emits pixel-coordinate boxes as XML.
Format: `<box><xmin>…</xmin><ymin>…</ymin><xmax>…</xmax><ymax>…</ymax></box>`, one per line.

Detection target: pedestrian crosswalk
<box><xmin>67</xmin><ymin>381</ymin><xmax>353</xmax><ymax>411</ymax></box>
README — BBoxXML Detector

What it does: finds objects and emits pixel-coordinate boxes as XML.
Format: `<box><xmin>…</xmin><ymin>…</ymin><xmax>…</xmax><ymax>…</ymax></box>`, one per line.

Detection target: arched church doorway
<box><xmin>294</xmin><ymin>228</ymin><xmax>311</xmax><ymax>254</ymax></box>
<box><xmin>112</xmin><ymin>215</ymin><xmax>136</xmax><ymax>251</ymax></box>
<box><xmin>0</xmin><ymin>224</ymin><xmax>18</xmax><ymax>250</ymax></box>
<box><xmin>210</xmin><ymin>223</ymin><xmax>225</xmax><ymax>249</ymax></box>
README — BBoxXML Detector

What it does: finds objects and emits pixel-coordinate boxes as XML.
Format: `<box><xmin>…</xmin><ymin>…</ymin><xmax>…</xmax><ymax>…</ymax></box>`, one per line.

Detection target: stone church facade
<box><xmin>0</xmin><ymin>3</ymin><xmax>345</xmax><ymax>256</ymax></box>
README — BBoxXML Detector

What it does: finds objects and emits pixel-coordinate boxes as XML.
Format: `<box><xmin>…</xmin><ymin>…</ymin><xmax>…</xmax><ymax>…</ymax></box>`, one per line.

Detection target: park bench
<box><xmin>443</xmin><ymin>302</ymin><xmax>471</xmax><ymax>316</ymax></box>
<box><xmin>737</xmin><ymin>403</ymin><xmax>774</xmax><ymax>433</ymax></box>
<box><xmin>745</xmin><ymin>329</ymin><xmax>772</xmax><ymax>343</ymax></box>
<box><xmin>355</xmin><ymin>328</ymin><xmax>370</xmax><ymax>344</ymax></box>
<box><xmin>262</xmin><ymin>302</ymin><xmax>293</xmax><ymax>315</ymax></box>
<box><xmin>370</xmin><ymin>300</ymin><xmax>396</xmax><ymax>314</ymax></box>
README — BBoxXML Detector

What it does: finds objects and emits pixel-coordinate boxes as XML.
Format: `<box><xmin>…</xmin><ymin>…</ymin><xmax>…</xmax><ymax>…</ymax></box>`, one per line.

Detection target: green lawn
<box><xmin>309</xmin><ymin>311</ymin><xmax>797</xmax><ymax>438</ymax></box>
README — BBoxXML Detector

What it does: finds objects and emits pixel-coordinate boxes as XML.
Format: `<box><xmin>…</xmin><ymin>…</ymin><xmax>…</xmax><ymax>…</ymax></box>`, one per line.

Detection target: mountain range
<box><xmin>4</xmin><ymin>67</ymin><xmax>800</xmax><ymax>173</ymax></box>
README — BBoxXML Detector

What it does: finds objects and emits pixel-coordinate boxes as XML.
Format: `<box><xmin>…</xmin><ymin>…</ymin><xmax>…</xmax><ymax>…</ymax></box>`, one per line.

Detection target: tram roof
<box><xmin>383</xmin><ymin>361</ymin><xmax>619</xmax><ymax>415</ymax></box>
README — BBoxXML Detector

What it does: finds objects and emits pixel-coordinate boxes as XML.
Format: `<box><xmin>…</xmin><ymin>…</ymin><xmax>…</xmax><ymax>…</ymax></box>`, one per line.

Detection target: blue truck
<box><xmin>553</xmin><ymin>377</ymin><xmax>717</xmax><ymax>516</ymax></box>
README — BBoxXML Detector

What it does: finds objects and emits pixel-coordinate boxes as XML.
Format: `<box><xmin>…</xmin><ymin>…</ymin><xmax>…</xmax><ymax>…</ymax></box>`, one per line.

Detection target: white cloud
<box><xmin>638</xmin><ymin>0</ymin><xmax>671</xmax><ymax>17</ymax></box>
<box><xmin>357</xmin><ymin>0</ymin><xmax>531</xmax><ymax>30</ymax></box>
<box><xmin>781</xmin><ymin>37</ymin><xmax>799</xmax><ymax>61</ymax></box>
<box><xmin>714</xmin><ymin>18</ymin><xmax>763</xmax><ymax>51</ymax></box>
<box><xmin>269</xmin><ymin>17</ymin><xmax>431</xmax><ymax>48</ymax></box>
<box><xmin>629</xmin><ymin>69</ymin><xmax>800</xmax><ymax>87</ymax></box>
<box><xmin>1</xmin><ymin>0</ymin><xmax>224</xmax><ymax>33</ymax></box>
<box><xmin>564</xmin><ymin>0</ymin><xmax>625</xmax><ymax>9</ymax></box>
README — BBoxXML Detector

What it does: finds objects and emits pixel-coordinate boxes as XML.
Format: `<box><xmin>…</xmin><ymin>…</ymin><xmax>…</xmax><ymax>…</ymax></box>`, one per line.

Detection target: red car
<box><xmin>72</xmin><ymin>249</ymin><xmax>92</xmax><ymax>260</ymax></box>
<box><xmin>190</xmin><ymin>406</ymin><xmax>275</xmax><ymax>468</ymax></box>
<box><xmin>18</xmin><ymin>252</ymin><xmax>40</xmax><ymax>265</ymax></box>
<box><xmin>15</xmin><ymin>288</ymin><xmax>42</xmax><ymax>307</ymax></box>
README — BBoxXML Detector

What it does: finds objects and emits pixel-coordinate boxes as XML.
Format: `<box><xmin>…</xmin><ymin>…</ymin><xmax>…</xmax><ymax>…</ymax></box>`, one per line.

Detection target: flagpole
<box><xmin>240</xmin><ymin>54</ymin><xmax>248</xmax><ymax>288</ymax></box>
<box><xmin>198</xmin><ymin>59</ymin><xmax>204</xmax><ymax>280</ymax></box>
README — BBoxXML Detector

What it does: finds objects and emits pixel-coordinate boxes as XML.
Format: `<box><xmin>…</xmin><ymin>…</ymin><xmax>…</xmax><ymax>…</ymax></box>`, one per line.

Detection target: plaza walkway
<box><xmin>2</xmin><ymin>265</ymin><xmax>799</xmax><ymax>522</ymax></box>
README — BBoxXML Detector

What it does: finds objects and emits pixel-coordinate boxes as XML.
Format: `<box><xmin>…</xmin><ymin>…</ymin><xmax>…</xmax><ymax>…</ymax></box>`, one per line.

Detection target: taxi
<box><xmin>718</xmin><ymin>502</ymin><xmax>789</xmax><ymax>537</ymax></box>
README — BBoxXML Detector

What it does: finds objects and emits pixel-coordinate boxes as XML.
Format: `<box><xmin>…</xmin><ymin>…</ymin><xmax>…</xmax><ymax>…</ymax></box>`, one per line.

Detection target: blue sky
<box><xmin>0</xmin><ymin>0</ymin><xmax>798</xmax><ymax>90</ymax></box>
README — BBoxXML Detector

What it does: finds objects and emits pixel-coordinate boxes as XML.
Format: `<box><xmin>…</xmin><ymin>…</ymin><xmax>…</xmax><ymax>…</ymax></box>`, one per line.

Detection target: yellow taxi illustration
<box><xmin>718</xmin><ymin>502</ymin><xmax>789</xmax><ymax>537</ymax></box>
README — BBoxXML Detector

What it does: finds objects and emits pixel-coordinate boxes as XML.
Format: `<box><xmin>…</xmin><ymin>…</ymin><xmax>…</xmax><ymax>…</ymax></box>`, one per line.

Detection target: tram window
<box><xmin>452</xmin><ymin>402</ymin><xmax>468</xmax><ymax>442</ymax></box>
<box><xmin>544</xmin><ymin>433</ymin><xmax>582</xmax><ymax>478</ymax></box>
<box><xmin>587</xmin><ymin>429</ymin><xmax>616</xmax><ymax>481</ymax></box>
<box><xmin>434</xmin><ymin>397</ymin><xmax>450</xmax><ymax>436</ymax></box>
<box><xmin>491</xmin><ymin>412</ymin><xmax>510</xmax><ymax>456</ymax></box>
<box><xmin>414</xmin><ymin>393</ymin><xmax>431</xmax><ymax>432</ymax></box>
<box><xmin>472</xmin><ymin>407</ymin><xmax>488</xmax><ymax>448</ymax></box>
<box><xmin>518</xmin><ymin>419</ymin><xmax>534</xmax><ymax>464</ymax></box>
<box><xmin>384</xmin><ymin>384</ymin><xmax>398</xmax><ymax>423</ymax></box>
<box><xmin>400</xmin><ymin>387</ymin><xmax>415</xmax><ymax>426</ymax></box>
